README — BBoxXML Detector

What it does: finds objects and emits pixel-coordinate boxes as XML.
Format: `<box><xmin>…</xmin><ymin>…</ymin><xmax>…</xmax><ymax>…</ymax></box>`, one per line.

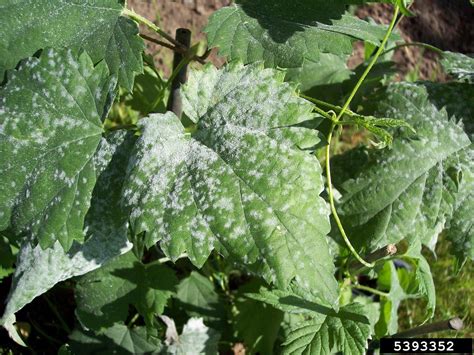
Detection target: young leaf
<box><xmin>0</xmin><ymin>48</ymin><xmax>117</xmax><ymax>250</ymax></box>
<box><xmin>205</xmin><ymin>0</ymin><xmax>394</xmax><ymax>77</ymax></box>
<box><xmin>0</xmin><ymin>132</ymin><xmax>134</xmax><ymax>345</ymax></box>
<box><xmin>282</xmin><ymin>303</ymin><xmax>371</xmax><ymax>355</ymax></box>
<box><xmin>76</xmin><ymin>251</ymin><xmax>178</xmax><ymax>330</ymax></box>
<box><xmin>342</xmin><ymin>115</ymin><xmax>415</xmax><ymax>148</ymax></box>
<box><xmin>0</xmin><ymin>0</ymin><xmax>144</xmax><ymax>90</ymax></box>
<box><xmin>407</xmin><ymin>254</ymin><xmax>436</xmax><ymax>318</ymax></box>
<box><xmin>122</xmin><ymin>63</ymin><xmax>338</xmax><ymax>307</ymax></box>
<box><xmin>335</xmin><ymin>83</ymin><xmax>471</xmax><ymax>252</ymax></box>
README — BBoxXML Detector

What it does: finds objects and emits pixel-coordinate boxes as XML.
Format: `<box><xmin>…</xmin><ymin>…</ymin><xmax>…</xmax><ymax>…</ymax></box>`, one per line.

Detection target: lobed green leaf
<box><xmin>122</xmin><ymin>63</ymin><xmax>338</xmax><ymax>307</ymax></box>
<box><xmin>335</xmin><ymin>83</ymin><xmax>471</xmax><ymax>253</ymax></box>
<box><xmin>205</xmin><ymin>0</ymin><xmax>396</xmax><ymax>79</ymax></box>
<box><xmin>0</xmin><ymin>48</ymin><xmax>119</xmax><ymax>250</ymax></box>
<box><xmin>0</xmin><ymin>0</ymin><xmax>144</xmax><ymax>90</ymax></box>
<box><xmin>76</xmin><ymin>251</ymin><xmax>178</xmax><ymax>330</ymax></box>
<box><xmin>441</xmin><ymin>51</ymin><xmax>474</xmax><ymax>83</ymax></box>
<box><xmin>0</xmin><ymin>132</ymin><xmax>134</xmax><ymax>345</ymax></box>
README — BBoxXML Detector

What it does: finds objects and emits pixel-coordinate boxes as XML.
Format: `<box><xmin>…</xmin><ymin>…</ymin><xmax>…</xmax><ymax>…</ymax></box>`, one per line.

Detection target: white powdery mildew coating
<box><xmin>0</xmin><ymin>228</ymin><xmax>132</xmax><ymax>337</ymax></box>
<box><xmin>1</xmin><ymin>131</ymin><xmax>134</xmax><ymax>342</ymax></box>
<box><xmin>338</xmin><ymin>83</ymin><xmax>471</xmax><ymax>251</ymax></box>
<box><xmin>123</xmin><ymin>63</ymin><xmax>339</xmax><ymax>305</ymax></box>
<box><xmin>0</xmin><ymin>48</ymin><xmax>112</xmax><ymax>249</ymax></box>
<box><xmin>0</xmin><ymin>0</ymin><xmax>144</xmax><ymax>91</ymax></box>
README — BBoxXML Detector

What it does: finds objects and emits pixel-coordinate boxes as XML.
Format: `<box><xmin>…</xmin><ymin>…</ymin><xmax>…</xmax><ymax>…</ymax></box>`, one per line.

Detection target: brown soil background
<box><xmin>128</xmin><ymin>0</ymin><xmax>474</xmax><ymax>79</ymax></box>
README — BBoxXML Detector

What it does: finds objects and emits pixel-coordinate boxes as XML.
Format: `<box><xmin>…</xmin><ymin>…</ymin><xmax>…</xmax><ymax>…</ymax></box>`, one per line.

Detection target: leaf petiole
<box><xmin>300</xmin><ymin>94</ymin><xmax>354</xmax><ymax>117</ymax></box>
<box><xmin>381</xmin><ymin>41</ymin><xmax>444</xmax><ymax>57</ymax></box>
<box><xmin>122</xmin><ymin>8</ymin><xmax>184</xmax><ymax>50</ymax></box>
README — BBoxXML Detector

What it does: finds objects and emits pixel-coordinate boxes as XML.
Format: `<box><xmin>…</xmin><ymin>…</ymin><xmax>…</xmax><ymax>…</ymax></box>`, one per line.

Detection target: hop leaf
<box><xmin>334</xmin><ymin>83</ymin><xmax>471</xmax><ymax>253</ymax></box>
<box><xmin>441</xmin><ymin>51</ymin><xmax>474</xmax><ymax>83</ymax></box>
<box><xmin>122</xmin><ymin>63</ymin><xmax>338</xmax><ymax>307</ymax></box>
<box><xmin>76</xmin><ymin>251</ymin><xmax>178</xmax><ymax>330</ymax></box>
<box><xmin>0</xmin><ymin>132</ymin><xmax>134</xmax><ymax>345</ymax></box>
<box><xmin>205</xmin><ymin>0</ymin><xmax>395</xmax><ymax>75</ymax></box>
<box><xmin>0</xmin><ymin>48</ymin><xmax>118</xmax><ymax>250</ymax></box>
<box><xmin>0</xmin><ymin>0</ymin><xmax>144</xmax><ymax>90</ymax></box>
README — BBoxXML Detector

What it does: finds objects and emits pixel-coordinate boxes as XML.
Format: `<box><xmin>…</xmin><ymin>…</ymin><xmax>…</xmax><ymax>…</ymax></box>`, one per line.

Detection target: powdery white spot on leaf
<box><xmin>123</xmin><ymin>63</ymin><xmax>338</xmax><ymax>307</ymax></box>
<box><xmin>335</xmin><ymin>83</ymin><xmax>471</xmax><ymax>256</ymax></box>
<box><xmin>0</xmin><ymin>1</ymin><xmax>144</xmax><ymax>90</ymax></box>
<box><xmin>0</xmin><ymin>132</ymin><xmax>135</xmax><ymax>342</ymax></box>
<box><xmin>0</xmin><ymin>48</ymin><xmax>116</xmax><ymax>250</ymax></box>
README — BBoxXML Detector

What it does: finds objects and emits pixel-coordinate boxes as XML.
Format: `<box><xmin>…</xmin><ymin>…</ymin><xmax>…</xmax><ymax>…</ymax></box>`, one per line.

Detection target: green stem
<box><xmin>325</xmin><ymin>5</ymin><xmax>400</xmax><ymax>268</ymax></box>
<box><xmin>122</xmin><ymin>8</ymin><xmax>183</xmax><ymax>49</ymax></box>
<box><xmin>44</xmin><ymin>295</ymin><xmax>71</xmax><ymax>334</ymax></box>
<box><xmin>335</xmin><ymin>5</ymin><xmax>400</xmax><ymax>123</ymax></box>
<box><xmin>381</xmin><ymin>41</ymin><xmax>444</xmax><ymax>57</ymax></box>
<box><xmin>300</xmin><ymin>94</ymin><xmax>352</xmax><ymax>116</ymax></box>
<box><xmin>353</xmin><ymin>284</ymin><xmax>389</xmax><ymax>298</ymax></box>
<box><xmin>313</xmin><ymin>106</ymin><xmax>336</xmax><ymax>122</ymax></box>
<box><xmin>325</xmin><ymin>122</ymin><xmax>373</xmax><ymax>267</ymax></box>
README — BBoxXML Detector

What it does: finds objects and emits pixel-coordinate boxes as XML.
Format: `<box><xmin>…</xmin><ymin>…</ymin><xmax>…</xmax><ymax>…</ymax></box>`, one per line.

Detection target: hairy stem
<box><xmin>141</xmin><ymin>33</ymin><xmax>207</xmax><ymax>64</ymax></box>
<box><xmin>349</xmin><ymin>244</ymin><xmax>398</xmax><ymax>272</ymax></box>
<box><xmin>325</xmin><ymin>122</ymin><xmax>373</xmax><ymax>267</ymax></box>
<box><xmin>325</xmin><ymin>5</ymin><xmax>400</xmax><ymax>268</ymax></box>
<box><xmin>140</xmin><ymin>34</ymin><xmax>178</xmax><ymax>51</ymax></box>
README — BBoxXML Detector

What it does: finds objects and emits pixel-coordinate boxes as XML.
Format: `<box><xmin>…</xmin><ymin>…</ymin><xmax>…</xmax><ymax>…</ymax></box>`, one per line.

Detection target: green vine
<box><xmin>324</xmin><ymin>5</ymin><xmax>400</xmax><ymax>268</ymax></box>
